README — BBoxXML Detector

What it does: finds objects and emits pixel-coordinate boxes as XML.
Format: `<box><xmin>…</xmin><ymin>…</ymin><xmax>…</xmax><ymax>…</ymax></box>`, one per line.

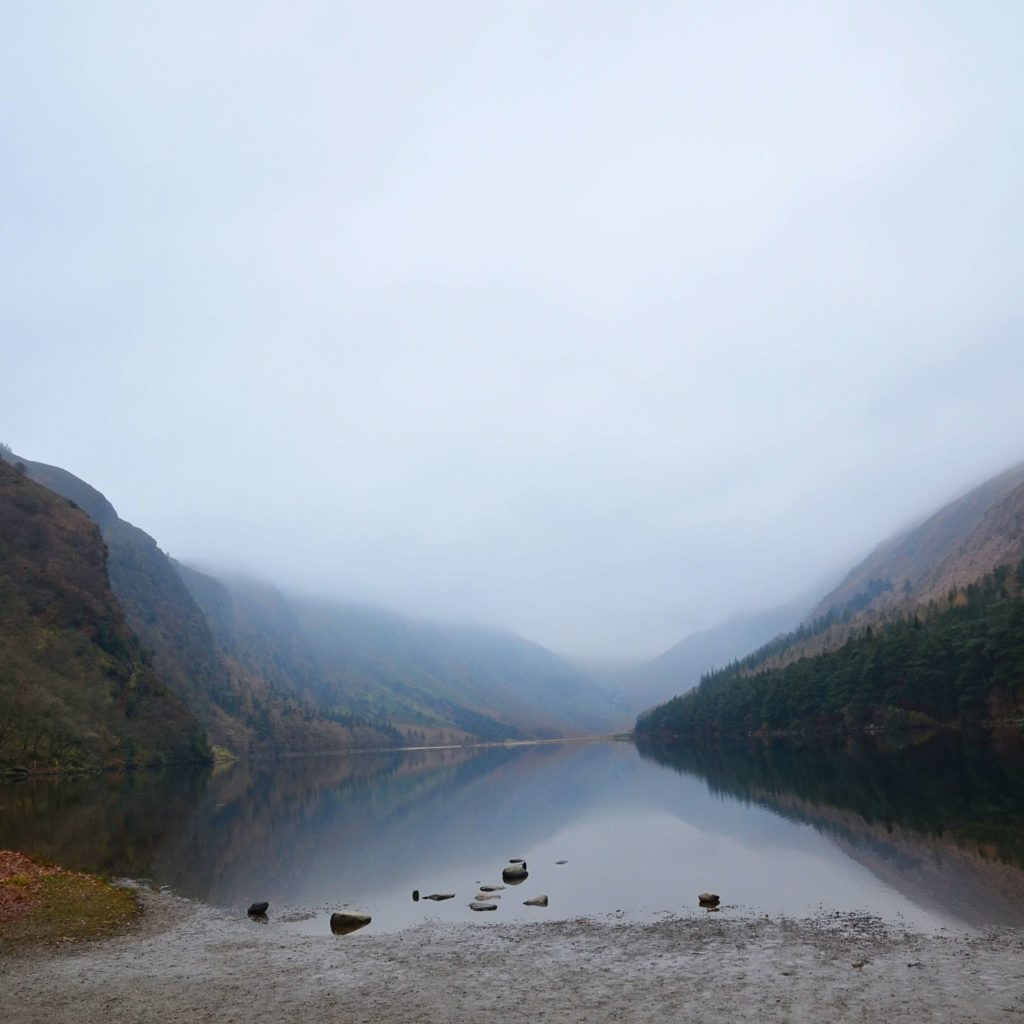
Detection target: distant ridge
<box><xmin>6</xmin><ymin>452</ymin><xmax>401</xmax><ymax>756</ymax></box>
<box><xmin>2</xmin><ymin>449</ymin><xmax>623</xmax><ymax>759</ymax></box>
<box><xmin>624</xmin><ymin>596</ymin><xmax>809</xmax><ymax>713</ymax></box>
<box><xmin>811</xmin><ymin>462</ymin><xmax>1024</xmax><ymax>622</ymax></box>
<box><xmin>178</xmin><ymin>567</ymin><xmax>625</xmax><ymax>742</ymax></box>
<box><xmin>718</xmin><ymin>460</ymin><xmax>1024</xmax><ymax>676</ymax></box>
<box><xmin>636</xmin><ymin>458</ymin><xmax>1024</xmax><ymax>739</ymax></box>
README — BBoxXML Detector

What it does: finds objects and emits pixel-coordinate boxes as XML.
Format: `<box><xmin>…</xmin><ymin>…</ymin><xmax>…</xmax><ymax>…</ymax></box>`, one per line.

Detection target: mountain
<box><xmin>291</xmin><ymin>591</ymin><xmax>625</xmax><ymax>738</ymax></box>
<box><xmin>20</xmin><ymin>457</ymin><xmax>245</xmax><ymax>743</ymax></box>
<box><xmin>0</xmin><ymin>460</ymin><xmax>207</xmax><ymax>771</ymax></box>
<box><xmin>636</xmin><ymin>460</ymin><xmax>1024</xmax><ymax>739</ymax></box>
<box><xmin>811</xmin><ymin>462</ymin><xmax>1024</xmax><ymax>622</ymax></box>
<box><xmin>743</xmin><ymin>461</ymin><xmax>1024</xmax><ymax>674</ymax></box>
<box><xmin>636</xmin><ymin>559</ymin><xmax>1024</xmax><ymax>738</ymax></box>
<box><xmin>178</xmin><ymin>568</ymin><xmax>625</xmax><ymax>742</ymax></box>
<box><xmin>4</xmin><ymin>453</ymin><xmax>404</xmax><ymax>755</ymax></box>
<box><xmin>4</xmin><ymin>449</ymin><xmax>621</xmax><ymax>753</ymax></box>
<box><xmin>623</xmin><ymin>596</ymin><xmax>808</xmax><ymax>713</ymax></box>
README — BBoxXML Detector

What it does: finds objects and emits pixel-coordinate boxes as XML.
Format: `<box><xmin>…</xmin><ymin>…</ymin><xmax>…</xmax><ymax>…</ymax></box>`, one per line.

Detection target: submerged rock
<box><xmin>412</xmin><ymin>890</ymin><xmax>420</xmax><ymax>901</ymax></box>
<box><xmin>247</xmin><ymin>902</ymin><xmax>269</xmax><ymax>917</ymax></box>
<box><xmin>469</xmin><ymin>901</ymin><xmax>498</xmax><ymax>912</ymax></box>
<box><xmin>475</xmin><ymin>892</ymin><xmax>501</xmax><ymax>901</ymax></box>
<box><xmin>523</xmin><ymin>895</ymin><xmax>549</xmax><ymax>907</ymax></box>
<box><xmin>479</xmin><ymin>884</ymin><xmax>505</xmax><ymax>893</ymax></box>
<box><xmin>508</xmin><ymin>858</ymin><xmax>525</xmax><ymax>864</ymax></box>
<box><xmin>556</xmin><ymin>860</ymin><xmax>568</xmax><ymax>865</ymax></box>
<box><xmin>423</xmin><ymin>893</ymin><xmax>456</xmax><ymax>901</ymax></box>
<box><xmin>330</xmin><ymin>911</ymin><xmax>372</xmax><ymax>935</ymax></box>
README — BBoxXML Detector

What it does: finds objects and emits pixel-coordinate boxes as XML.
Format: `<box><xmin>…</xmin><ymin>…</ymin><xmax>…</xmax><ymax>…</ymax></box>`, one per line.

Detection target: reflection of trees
<box><xmin>0</xmin><ymin>749</ymin><xmax>496</xmax><ymax>891</ymax></box>
<box><xmin>0</xmin><ymin>742</ymin><xmax>620</xmax><ymax>907</ymax></box>
<box><xmin>637</xmin><ymin>729</ymin><xmax>1024</xmax><ymax>869</ymax></box>
<box><xmin>0</xmin><ymin>767</ymin><xmax>211</xmax><ymax>877</ymax></box>
<box><xmin>150</xmin><ymin>742</ymin><xmax>596</xmax><ymax>904</ymax></box>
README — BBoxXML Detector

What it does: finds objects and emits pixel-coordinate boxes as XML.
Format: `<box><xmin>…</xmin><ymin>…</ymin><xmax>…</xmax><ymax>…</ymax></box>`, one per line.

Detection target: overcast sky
<box><xmin>3</xmin><ymin>1</ymin><xmax>1024</xmax><ymax>659</ymax></box>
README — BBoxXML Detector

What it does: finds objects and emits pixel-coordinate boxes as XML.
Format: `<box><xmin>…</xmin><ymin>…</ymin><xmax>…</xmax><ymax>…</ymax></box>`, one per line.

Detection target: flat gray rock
<box><xmin>469</xmin><ymin>901</ymin><xmax>498</xmax><ymax>912</ymax></box>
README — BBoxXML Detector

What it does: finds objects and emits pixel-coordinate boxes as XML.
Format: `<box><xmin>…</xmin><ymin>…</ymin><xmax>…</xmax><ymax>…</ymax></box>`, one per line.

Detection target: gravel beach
<box><xmin>2</xmin><ymin>890</ymin><xmax>1023</xmax><ymax>1023</ymax></box>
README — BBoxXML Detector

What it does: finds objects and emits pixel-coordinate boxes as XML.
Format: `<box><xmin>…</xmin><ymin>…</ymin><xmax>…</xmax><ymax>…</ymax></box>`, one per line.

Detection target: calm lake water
<box><xmin>2</xmin><ymin>731</ymin><xmax>1024</xmax><ymax>935</ymax></box>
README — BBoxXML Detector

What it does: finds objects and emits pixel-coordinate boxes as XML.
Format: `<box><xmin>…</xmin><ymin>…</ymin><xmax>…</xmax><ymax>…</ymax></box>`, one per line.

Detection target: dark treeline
<box><xmin>637</xmin><ymin>561</ymin><xmax>1024</xmax><ymax>740</ymax></box>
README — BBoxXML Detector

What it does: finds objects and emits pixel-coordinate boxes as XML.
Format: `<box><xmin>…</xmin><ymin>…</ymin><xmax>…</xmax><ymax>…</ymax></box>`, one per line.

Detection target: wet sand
<box><xmin>2</xmin><ymin>890</ymin><xmax>1023</xmax><ymax>1023</ymax></box>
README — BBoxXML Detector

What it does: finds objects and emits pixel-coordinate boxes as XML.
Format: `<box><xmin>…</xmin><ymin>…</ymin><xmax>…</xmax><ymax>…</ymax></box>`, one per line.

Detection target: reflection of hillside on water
<box><xmin>638</xmin><ymin>728</ymin><xmax>1024</xmax><ymax>926</ymax></box>
<box><xmin>0</xmin><ymin>741</ymin><xmax>626</xmax><ymax>913</ymax></box>
<box><xmin>0</xmin><ymin>767</ymin><xmax>211</xmax><ymax>878</ymax></box>
<box><xmin>153</xmin><ymin>740</ymin><xmax>623</xmax><ymax>907</ymax></box>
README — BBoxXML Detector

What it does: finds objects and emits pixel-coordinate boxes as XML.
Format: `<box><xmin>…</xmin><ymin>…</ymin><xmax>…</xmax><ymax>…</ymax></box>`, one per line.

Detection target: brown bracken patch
<box><xmin>0</xmin><ymin>850</ymin><xmax>140</xmax><ymax>951</ymax></box>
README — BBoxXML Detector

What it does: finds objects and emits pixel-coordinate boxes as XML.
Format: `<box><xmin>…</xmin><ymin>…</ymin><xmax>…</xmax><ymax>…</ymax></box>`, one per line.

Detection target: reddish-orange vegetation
<box><xmin>0</xmin><ymin>851</ymin><xmax>65</xmax><ymax>923</ymax></box>
<box><xmin>0</xmin><ymin>850</ymin><xmax>139</xmax><ymax>948</ymax></box>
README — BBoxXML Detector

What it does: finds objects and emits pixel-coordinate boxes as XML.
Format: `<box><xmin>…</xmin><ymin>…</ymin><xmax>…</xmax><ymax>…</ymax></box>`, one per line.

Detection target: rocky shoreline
<box><xmin>2</xmin><ymin>888</ymin><xmax>1023</xmax><ymax>1022</ymax></box>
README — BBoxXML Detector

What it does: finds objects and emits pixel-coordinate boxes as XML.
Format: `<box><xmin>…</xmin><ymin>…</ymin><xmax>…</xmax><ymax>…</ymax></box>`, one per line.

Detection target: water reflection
<box><xmin>637</xmin><ymin>728</ymin><xmax>1024</xmax><ymax>927</ymax></box>
<box><xmin>1</xmin><ymin>733</ymin><xmax>1023</xmax><ymax>932</ymax></box>
<box><xmin>0</xmin><ymin>767</ymin><xmax>211</xmax><ymax>878</ymax></box>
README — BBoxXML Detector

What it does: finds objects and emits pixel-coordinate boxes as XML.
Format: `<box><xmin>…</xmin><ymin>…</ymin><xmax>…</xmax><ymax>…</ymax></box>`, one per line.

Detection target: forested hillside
<box><xmin>7</xmin><ymin>454</ymin><xmax>402</xmax><ymax>755</ymax></box>
<box><xmin>636</xmin><ymin>561</ymin><xmax>1024</xmax><ymax>740</ymax></box>
<box><xmin>0</xmin><ymin>461</ymin><xmax>208</xmax><ymax>771</ymax></box>
<box><xmin>179</xmin><ymin>568</ymin><xmax>623</xmax><ymax>743</ymax></box>
<box><xmin>173</xmin><ymin>565</ymin><xmax>407</xmax><ymax>746</ymax></box>
<box><xmin>631</xmin><ymin>460</ymin><xmax>1024</xmax><ymax>729</ymax></box>
<box><xmin>2</xmin><ymin>449</ymin><xmax>620</xmax><ymax>760</ymax></box>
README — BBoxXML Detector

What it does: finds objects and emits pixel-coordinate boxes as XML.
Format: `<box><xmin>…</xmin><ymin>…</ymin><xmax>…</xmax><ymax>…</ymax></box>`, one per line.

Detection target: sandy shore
<box><xmin>2</xmin><ymin>891</ymin><xmax>1023</xmax><ymax>1023</ymax></box>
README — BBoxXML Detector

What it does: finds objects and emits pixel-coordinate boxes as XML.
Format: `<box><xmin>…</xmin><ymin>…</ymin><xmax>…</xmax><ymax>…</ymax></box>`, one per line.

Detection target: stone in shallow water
<box><xmin>475</xmin><ymin>892</ymin><xmax>501</xmax><ymax>901</ymax></box>
<box><xmin>479</xmin><ymin>884</ymin><xmax>505</xmax><ymax>892</ymax></box>
<box><xmin>523</xmin><ymin>895</ymin><xmax>549</xmax><ymax>907</ymax></box>
<box><xmin>469</xmin><ymin>901</ymin><xmax>498</xmax><ymax>912</ymax></box>
<box><xmin>556</xmin><ymin>860</ymin><xmax>568</xmax><ymax>865</ymax></box>
<box><xmin>247</xmin><ymin>901</ymin><xmax>269</xmax><ymax>916</ymax></box>
<box><xmin>508</xmin><ymin>858</ymin><xmax>525</xmax><ymax>864</ymax></box>
<box><xmin>330</xmin><ymin>911</ymin><xmax>372</xmax><ymax>935</ymax></box>
<box><xmin>423</xmin><ymin>893</ymin><xmax>456</xmax><ymax>901</ymax></box>
<box><xmin>502</xmin><ymin>864</ymin><xmax>528</xmax><ymax>883</ymax></box>
<box><xmin>698</xmin><ymin>893</ymin><xmax>720</xmax><ymax>906</ymax></box>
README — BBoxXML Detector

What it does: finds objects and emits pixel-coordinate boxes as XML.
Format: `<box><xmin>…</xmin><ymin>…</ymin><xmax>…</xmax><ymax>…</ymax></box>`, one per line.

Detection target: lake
<box><xmin>2</xmin><ymin>730</ymin><xmax>1024</xmax><ymax>936</ymax></box>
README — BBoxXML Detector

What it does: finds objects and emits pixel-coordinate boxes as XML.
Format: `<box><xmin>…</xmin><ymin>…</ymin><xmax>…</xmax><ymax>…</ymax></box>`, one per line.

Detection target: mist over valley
<box><xmin>3</xmin><ymin>4</ymin><xmax>1024</xmax><ymax>1018</ymax></box>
